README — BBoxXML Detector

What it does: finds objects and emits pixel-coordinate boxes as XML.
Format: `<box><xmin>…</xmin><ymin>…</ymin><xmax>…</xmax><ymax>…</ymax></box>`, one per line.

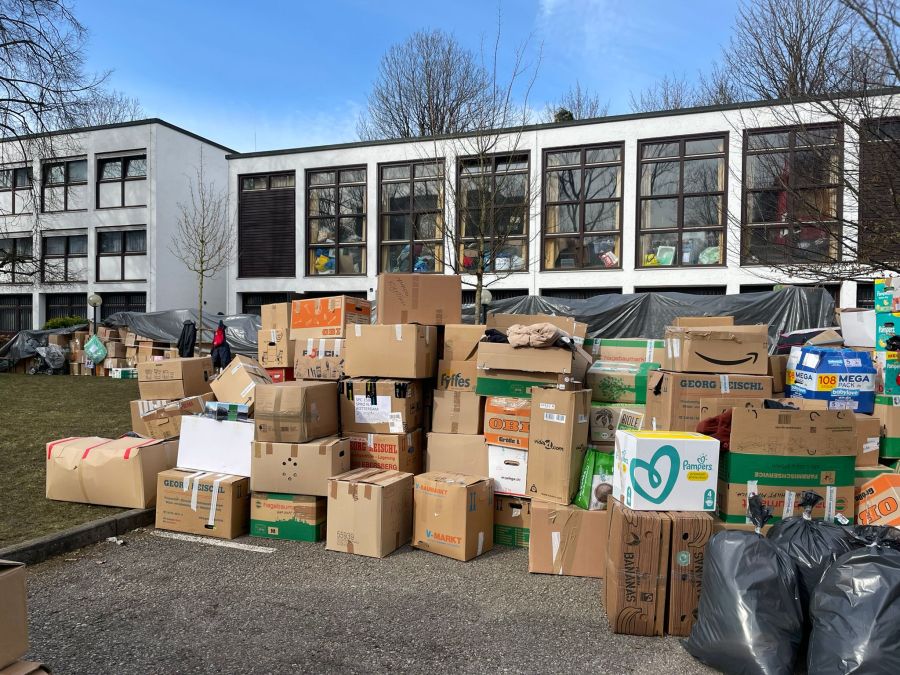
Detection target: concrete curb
<box><xmin>0</xmin><ymin>508</ymin><xmax>154</xmax><ymax>565</ymax></box>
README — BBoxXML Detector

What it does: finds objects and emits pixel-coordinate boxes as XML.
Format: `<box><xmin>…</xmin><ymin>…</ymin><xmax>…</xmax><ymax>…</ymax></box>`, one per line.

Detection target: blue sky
<box><xmin>77</xmin><ymin>0</ymin><xmax>739</xmax><ymax>152</ymax></box>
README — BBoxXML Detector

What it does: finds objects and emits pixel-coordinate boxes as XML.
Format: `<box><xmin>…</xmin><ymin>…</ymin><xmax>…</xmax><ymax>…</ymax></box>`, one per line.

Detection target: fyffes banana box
<box><xmin>612</xmin><ymin>430</ymin><xmax>720</xmax><ymax>511</ymax></box>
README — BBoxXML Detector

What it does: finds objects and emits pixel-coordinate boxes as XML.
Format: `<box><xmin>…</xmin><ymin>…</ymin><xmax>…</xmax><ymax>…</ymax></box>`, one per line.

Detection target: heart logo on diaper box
<box><xmin>629</xmin><ymin>444</ymin><xmax>680</xmax><ymax>505</ymax></box>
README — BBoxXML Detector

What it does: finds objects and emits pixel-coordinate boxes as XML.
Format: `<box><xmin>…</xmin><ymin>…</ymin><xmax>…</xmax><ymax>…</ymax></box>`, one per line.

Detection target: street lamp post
<box><xmin>479</xmin><ymin>288</ymin><xmax>493</xmax><ymax>325</ymax></box>
<box><xmin>87</xmin><ymin>293</ymin><xmax>102</xmax><ymax>336</ymax></box>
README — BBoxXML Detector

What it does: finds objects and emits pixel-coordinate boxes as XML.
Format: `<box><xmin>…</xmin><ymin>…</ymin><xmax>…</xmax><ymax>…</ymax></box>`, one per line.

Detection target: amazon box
<box><xmin>348</xmin><ymin>429</ymin><xmax>423</xmax><ymax>473</ymax></box>
<box><xmin>251</xmin><ymin>437</ymin><xmax>350</xmax><ymax>495</ymax></box>
<box><xmin>257</xmin><ymin>328</ymin><xmax>295</xmax><ymax>369</ymax></box>
<box><xmin>46</xmin><ymin>436</ymin><xmax>178</xmax><ymax>508</ymax></box>
<box><xmin>432</xmin><ymin>390</ymin><xmax>483</xmax><ymax>435</ymax></box>
<box><xmin>412</xmin><ymin>471</ymin><xmax>494</xmax><ymax>561</ymax></box>
<box><xmin>856</xmin><ymin>415</ymin><xmax>882</xmax><ymax>467</ymax></box>
<box><xmin>605</xmin><ymin>498</ymin><xmax>671</xmax><ymax>636</ymax></box>
<box><xmin>856</xmin><ymin>473</ymin><xmax>900</xmax><ymax>526</ymax></box>
<box><xmin>585</xmin><ymin>338</ymin><xmax>665</xmax><ymax>366</ymax></box>
<box><xmin>290</xmin><ymin>295</ymin><xmax>372</xmax><ymax>340</ymax></box>
<box><xmin>177</xmin><ymin>416</ymin><xmax>255</xmax><ymax>477</ymax></box>
<box><xmin>525</xmin><ymin>387</ymin><xmax>591</xmax><ymax>505</ymax></box>
<box><xmin>254</xmin><ymin>381</ymin><xmax>339</xmax><ymax>443</ymax></box>
<box><xmin>528</xmin><ymin>500</ymin><xmax>609</xmax><ymax>578</ymax></box>
<box><xmin>666</xmin><ymin>512</ymin><xmax>715</xmax><ymax>637</ymax></box>
<box><xmin>662</xmin><ymin>324</ymin><xmax>769</xmax><ymax>375</ymax></box>
<box><xmin>129</xmin><ymin>393</ymin><xmax>214</xmax><ymax>439</ymax></box>
<box><xmin>436</xmin><ymin>359</ymin><xmax>478</xmax><ymax>391</ymax></box>
<box><xmin>376</xmin><ymin>273</ymin><xmax>461</xmax><ymax>325</ymax></box>
<box><xmin>442</xmin><ymin>324</ymin><xmax>484</xmax><ymax>361</ymax></box>
<box><xmin>425</xmin><ymin>433</ymin><xmax>488</xmax><ymax>475</ymax></box>
<box><xmin>0</xmin><ymin>560</ymin><xmax>28</xmax><ymax>669</ymax></box>
<box><xmin>344</xmin><ymin>324</ymin><xmax>438</xmax><ymax>379</ymax></box>
<box><xmin>250</xmin><ymin>492</ymin><xmax>326</xmax><ymax>542</ymax></box>
<box><xmin>483</xmin><ymin>396</ymin><xmax>531</xmax><ymax>449</ymax></box>
<box><xmin>260</xmin><ymin>302</ymin><xmax>291</xmax><ymax>330</ymax></box>
<box><xmin>210</xmin><ymin>355</ymin><xmax>272</xmax><ymax>410</ymax></box>
<box><xmin>339</xmin><ymin>378</ymin><xmax>423</xmax><ymax>434</ymax></box>
<box><xmin>155</xmin><ymin>469</ymin><xmax>249</xmax><ymax>539</ymax></box>
<box><xmin>326</xmin><ymin>468</ymin><xmax>414</xmax><ymax>558</ymax></box>
<box><xmin>494</xmin><ymin>495</ymin><xmax>531</xmax><ymax>548</ymax></box>
<box><xmin>672</xmin><ymin>316</ymin><xmax>734</xmax><ymax>328</ymax></box>
<box><xmin>137</xmin><ymin>356</ymin><xmax>213</xmax><ymax>400</ymax></box>
<box><xmin>728</xmin><ymin>407</ymin><xmax>856</xmax><ymax>456</ymax></box>
<box><xmin>293</xmin><ymin>338</ymin><xmax>345</xmax><ymax>380</ymax></box>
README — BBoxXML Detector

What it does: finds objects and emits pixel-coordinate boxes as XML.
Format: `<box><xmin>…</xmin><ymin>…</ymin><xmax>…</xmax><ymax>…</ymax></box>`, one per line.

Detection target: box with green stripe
<box><xmin>719</xmin><ymin>452</ymin><xmax>855</xmax><ymax>487</ymax></box>
<box><xmin>586</xmin><ymin>361</ymin><xmax>659</xmax><ymax>404</ymax></box>
<box><xmin>875</xmin><ymin>395</ymin><xmax>900</xmax><ymax>458</ymax></box>
<box><xmin>584</xmin><ymin>338</ymin><xmax>665</xmax><ymax>365</ymax></box>
<box><xmin>250</xmin><ymin>492</ymin><xmax>326</xmax><ymax>542</ymax></box>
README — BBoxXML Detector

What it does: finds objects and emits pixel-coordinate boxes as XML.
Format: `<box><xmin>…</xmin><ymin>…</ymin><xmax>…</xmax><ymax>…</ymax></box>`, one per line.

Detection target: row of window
<box><xmin>0</xmin><ymin>153</ymin><xmax>147</xmax><ymax>215</ymax></box>
<box><xmin>0</xmin><ymin>229</ymin><xmax>147</xmax><ymax>285</ymax></box>
<box><xmin>237</xmin><ymin>122</ymin><xmax>865</xmax><ymax>275</ymax></box>
<box><xmin>0</xmin><ymin>292</ymin><xmax>146</xmax><ymax>332</ymax></box>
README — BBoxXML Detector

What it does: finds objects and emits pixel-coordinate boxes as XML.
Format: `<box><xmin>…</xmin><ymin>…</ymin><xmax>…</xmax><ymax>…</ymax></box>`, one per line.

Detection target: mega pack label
<box><xmin>792</xmin><ymin>346</ymin><xmax>876</xmax><ymax>413</ymax></box>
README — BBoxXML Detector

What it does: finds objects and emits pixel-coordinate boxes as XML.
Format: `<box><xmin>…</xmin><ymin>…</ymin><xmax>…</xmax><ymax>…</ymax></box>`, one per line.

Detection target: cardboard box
<box><xmin>102</xmin><ymin>357</ymin><xmax>128</xmax><ymax>369</ymax></box>
<box><xmin>645</xmin><ymin>370</ymin><xmax>775</xmax><ymax>432</ymax></box>
<box><xmin>855</xmin><ymin>464</ymin><xmax>894</xmax><ymax>489</ymax></box>
<box><xmin>477</xmin><ymin>342</ymin><xmax>592</xmax><ymax>380</ymax></box>
<box><xmin>613</xmin><ymin>431</ymin><xmax>719</xmax><ymax>511</ymax></box>
<box><xmin>488</xmin><ymin>445</ymin><xmax>528</xmax><ymax>496</ymax></box>
<box><xmin>672</xmin><ymin>316</ymin><xmax>734</xmax><ymax>327</ymax></box>
<box><xmin>856</xmin><ymin>473</ymin><xmax>900</xmax><ymax>526</ymax></box>
<box><xmin>425</xmin><ymin>433</ymin><xmax>488</xmax><ymax>475</ymax></box>
<box><xmin>290</xmin><ymin>295</ymin><xmax>372</xmax><ymax>340</ymax></box>
<box><xmin>0</xmin><ymin>660</ymin><xmax>50</xmax><ymax>675</ymax></box>
<box><xmin>442</xmin><ymin>324</ymin><xmax>485</xmax><ymax>361</ymax></box>
<box><xmin>717</xmin><ymin>480</ymin><xmax>856</xmax><ymax>523</ymax></box>
<box><xmin>876</xmin><ymin>311</ymin><xmax>900</xmax><ymax>350</ymax></box>
<box><xmin>662</xmin><ymin>324</ymin><xmax>769</xmax><ymax>375</ymax></box>
<box><xmin>475</xmin><ymin>369</ymin><xmax>562</xmax><ymax>398</ymax></box>
<box><xmin>45</xmin><ymin>436</ymin><xmax>178</xmax><ymax>508</ymax></box>
<box><xmin>338</xmin><ymin>378</ymin><xmax>423</xmax><ymax>434</ymax></box>
<box><xmin>436</xmin><ymin>359</ymin><xmax>478</xmax><ymax>391</ymax></box>
<box><xmin>587</xmin><ymin>362</ymin><xmax>659</xmax><ymax>404</ymax></box>
<box><xmin>257</xmin><ymin>328</ymin><xmax>295</xmax><ymax>369</ymax></box>
<box><xmin>840</xmin><ymin>308</ymin><xmax>876</xmax><ymax>348</ymax></box>
<box><xmin>376</xmin><ymin>273</ymin><xmax>461</xmax><ymax>325</ymax></box>
<box><xmin>129</xmin><ymin>393</ymin><xmax>214</xmax><ymax>439</ymax></box>
<box><xmin>605</xmin><ymin>498</ymin><xmax>671</xmax><ymax>636</ymax></box>
<box><xmin>155</xmin><ymin>469</ymin><xmax>249</xmax><ymax>539</ymax></box>
<box><xmin>875</xmin><ymin>395</ymin><xmax>900</xmax><ymax>457</ymax></box>
<box><xmin>494</xmin><ymin>495</ymin><xmax>531</xmax><ymax>548</ymax></box>
<box><xmin>0</xmin><ymin>560</ymin><xmax>27</xmax><ymax>670</ymax></box>
<box><xmin>344</xmin><ymin>324</ymin><xmax>438</xmax><ymax>379</ymax></box>
<box><xmin>293</xmin><ymin>338</ymin><xmax>344</xmax><ymax>380</ymax></box>
<box><xmin>253</xmin><ymin>381</ymin><xmax>339</xmax><ymax>443</ymax></box>
<box><xmin>525</xmin><ymin>387</ymin><xmax>591</xmax><ymax>504</ymax></box>
<box><xmin>265</xmin><ymin>367</ymin><xmax>294</xmax><ymax>383</ymax></box>
<box><xmin>528</xmin><ymin>500</ymin><xmax>609</xmax><ymax>578</ymax></box>
<box><xmin>482</xmin><ymin>396</ymin><xmax>530</xmax><ymax>449</ymax></box>
<box><xmin>250</xmin><ymin>492</ymin><xmax>326</xmax><ymax>542</ymax></box>
<box><xmin>666</xmin><ymin>512</ymin><xmax>715</xmax><ymax>637</ymax></box>
<box><xmin>854</xmin><ymin>415</ymin><xmax>882</xmax><ymax>467</ymax></box>
<box><xmin>590</xmin><ymin>403</ymin><xmax>645</xmax><ymax>444</ymax></box>
<box><xmin>326</xmin><ymin>468</ymin><xmax>414</xmax><ymax>558</ymax></box>
<box><xmin>769</xmin><ymin>354</ymin><xmax>788</xmax><ymax>394</ymax></box>
<box><xmin>261</xmin><ymin>302</ymin><xmax>291</xmax><ymax>330</ymax></box>
<box><xmin>105</xmin><ymin>341</ymin><xmax>126</xmax><ymax>358</ymax></box>
<box><xmin>48</xmin><ymin>333</ymin><xmax>68</xmax><ymax>347</ymax></box>
<box><xmin>792</xmin><ymin>346</ymin><xmax>876</xmax><ymax>413</ymax></box>
<box><xmin>177</xmin><ymin>416</ymin><xmax>255</xmax><ymax>477</ymax></box>
<box><xmin>210</xmin><ymin>355</ymin><xmax>273</xmax><ymax>410</ymax></box>
<box><xmin>412</xmin><ymin>471</ymin><xmax>494</xmax><ymax>561</ymax></box>
<box><xmin>137</xmin><ymin>356</ymin><xmax>213</xmax><ymax>400</ymax></box>
<box><xmin>585</xmin><ymin>338</ymin><xmax>665</xmax><ymax>365</ymax></box>
<box><xmin>348</xmin><ymin>429</ymin><xmax>423</xmax><ymax>473</ymax></box>
<box><xmin>728</xmin><ymin>407</ymin><xmax>857</xmax><ymax>456</ymax></box>
<box><xmin>486</xmin><ymin>313</ymin><xmax>587</xmax><ymax>344</ymax></box>
<box><xmin>432</xmin><ymin>390</ymin><xmax>483</xmax><ymax>435</ymax></box>
<box><xmin>251</xmin><ymin>437</ymin><xmax>350</xmax><ymax>495</ymax></box>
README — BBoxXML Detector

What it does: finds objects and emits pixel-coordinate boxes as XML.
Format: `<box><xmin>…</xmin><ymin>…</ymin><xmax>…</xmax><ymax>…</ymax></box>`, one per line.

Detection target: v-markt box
<box><xmin>613</xmin><ymin>430</ymin><xmax>719</xmax><ymax>511</ymax></box>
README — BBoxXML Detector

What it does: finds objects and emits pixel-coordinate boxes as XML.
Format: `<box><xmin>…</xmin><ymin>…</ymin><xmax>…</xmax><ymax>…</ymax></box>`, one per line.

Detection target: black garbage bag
<box><xmin>683</xmin><ymin>495</ymin><xmax>803</xmax><ymax>675</ymax></box>
<box><xmin>807</xmin><ymin>526</ymin><xmax>900</xmax><ymax>675</ymax></box>
<box><xmin>177</xmin><ymin>320</ymin><xmax>197</xmax><ymax>357</ymax></box>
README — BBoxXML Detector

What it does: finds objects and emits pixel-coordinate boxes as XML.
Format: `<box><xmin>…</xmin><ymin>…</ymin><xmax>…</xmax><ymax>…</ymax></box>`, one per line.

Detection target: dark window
<box><xmin>0</xmin><ymin>294</ymin><xmax>31</xmax><ymax>331</ymax></box>
<box><xmin>99</xmin><ymin>292</ymin><xmax>146</xmax><ymax>320</ymax></box>
<box><xmin>97</xmin><ymin>154</ymin><xmax>147</xmax><ymax>208</ymax></box>
<box><xmin>41</xmin><ymin>234</ymin><xmax>87</xmax><ymax>282</ymax></box>
<box><xmin>45</xmin><ymin>292</ymin><xmax>87</xmax><ymax>321</ymax></box>
<box><xmin>543</xmin><ymin>144</ymin><xmax>624</xmax><ymax>270</ymax></box>
<box><xmin>457</xmin><ymin>153</ymin><xmax>529</xmax><ymax>273</ymax></box>
<box><xmin>859</xmin><ymin>118</ymin><xmax>900</xmax><ymax>262</ymax></box>
<box><xmin>635</xmin><ymin>286</ymin><xmax>727</xmax><ymax>295</ymax></box>
<box><xmin>307</xmin><ymin>167</ymin><xmax>366</xmax><ymax>276</ymax></box>
<box><xmin>857</xmin><ymin>282</ymin><xmax>875</xmax><ymax>309</ymax></box>
<box><xmin>638</xmin><ymin>135</ymin><xmax>727</xmax><ymax>267</ymax></box>
<box><xmin>0</xmin><ymin>166</ymin><xmax>32</xmax><ymax>215</ymax></box>
<box><xmin>238</xmin><ymin>172</ymin><xmax>296</xmax><ymax>278</ymax></box>
<box><xmin>0</xmin><ymin>236</ymin><xmax>33</xmax><ymax>284</ymax></box>
<box><xmin>96</xmin><ymin>229</ymin><xmax>147</xmax><ymax>281</ymax></box>
<box><xmin>540</xmin><ymin>287</ymin><xmax>623</xmax><ymax>298</ymax></box>
<box><xmin>461</xmin><ymin>288</ymin><xmax>528</xmax><ymax>304</ymax></box>
<box><xmin>742</xmin><ymin>124</ymin><xmax>842</xmax><ymax>265</ymax></box>
<box><xmin>379</xmin><ymin>161</ymin><xmax>444</xmax><ymax>273</ymax></box>
<box><xmin>41</xmin><ymin>158</ymin><xmax>87</xmax><ymax>212</ymax></box>
<box><xmin>241</xmin><ymin>292</ymin><xmax>298</xmax><ymax>316</ymax></box>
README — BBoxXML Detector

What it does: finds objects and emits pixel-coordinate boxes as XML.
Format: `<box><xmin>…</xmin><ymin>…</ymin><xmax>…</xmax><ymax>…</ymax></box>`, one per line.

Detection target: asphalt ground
<box><xmin>23</xmin><ymin>528</ymin><xmax>714</xmax><ymax>674</ymax></box>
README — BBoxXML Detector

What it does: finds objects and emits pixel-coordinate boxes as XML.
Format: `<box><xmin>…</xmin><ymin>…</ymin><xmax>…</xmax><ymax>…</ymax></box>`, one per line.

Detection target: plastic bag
<box><xmin>683</xmin><ymin>495</ymin><xmax>803</xmax><ymax>675</ymax></box>
<box><xmin>807</xmin><ymin>526</ymin><xmax>900</xmax><ymax>675</ymax></box>
<box><xmin>84</xmin><ymin>334</ymin><xmax>108</xmax><ymax>364</ymax></box>
<box><xmin>573</xmin><ymin>448</ymin><xmax>613</xmax><ymax>510</ymax></box>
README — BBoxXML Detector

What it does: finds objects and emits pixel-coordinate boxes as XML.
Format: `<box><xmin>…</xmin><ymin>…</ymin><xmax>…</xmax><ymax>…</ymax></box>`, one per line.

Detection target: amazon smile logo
<box><xmin>695</xmin><ymin>352</ymin><xmax>759</xmax><ymax>367</ymax></box>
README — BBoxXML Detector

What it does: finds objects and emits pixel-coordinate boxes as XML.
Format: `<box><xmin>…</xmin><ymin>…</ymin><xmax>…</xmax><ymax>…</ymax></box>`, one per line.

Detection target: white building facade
<box><xmin>0</xmin><ymin>119</ymin><xmax>232</xmax><ymax>332</ymax></box>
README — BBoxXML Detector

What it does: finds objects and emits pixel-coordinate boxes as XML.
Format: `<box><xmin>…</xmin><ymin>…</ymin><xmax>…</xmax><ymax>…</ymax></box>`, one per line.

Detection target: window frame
<box><xmin>740</xmin><ymin>122</ymin><xmax>843</xmax><ymax>266</ymax></box>
<box><xmin>96</xmin><ymin>152</ymin><xmax>148</xmax><ymax>209</ymax></box>
<box><xmin>0</xmin><ymin>293</ymin><xmax>32</xmax><ymax>331</ymax></box>
<box><xmin>239</xmin><ymin>172</ymin><xmax>295</xmax><ymax>192</ymax></box>
<box><xmin>0</xmin><ymin>165</ymin><xmax>33</xmax><ymax>215</ymax></box>
<box><xmin>541</xmin><ymin>142</ymin><xmax>625</xmax><ymax>271</ymax></box>
<box><xmin>0</xmin><ymin>234</ymin><xmax>33</xmax><ymax>284</ymax></box>
<box><xmin>95</xmin><ymin>227</ymin><xmax>148</xmax><ymax>282</ymax></box>
<box><xmin>44</xmin><ymin>292</ymin><xmax>87</xmax><ymax>322</ymax></box>
<box><xmin>377</xmin><ymin>159</ymin><xmax>446</xmax><ymax>273</ymax></box>
<box><xmin>41</xmin><ymin>233</ymin><xmax>88</xmax><ymax>283</ymax></box>
<box><xmin>99</xmin><ymin>291</ymin><xmax>147</xmax><ymax>320</ymax></box>
<box><xmin>41</xmin><ymin>157</ymin><xmax>88</xmax><ymax>213</ymax></box>
<box><xmin>305</xmin><ymin>164</ymin><xmax>367</xmax><ymax>277</ymax></box>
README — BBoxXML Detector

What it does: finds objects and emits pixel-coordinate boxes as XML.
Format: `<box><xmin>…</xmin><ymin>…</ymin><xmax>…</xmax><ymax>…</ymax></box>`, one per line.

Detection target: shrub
<box><xmin>42</xmin><ymin>316</ymin><xmax>88</xmax><ymax>330</ymax></box>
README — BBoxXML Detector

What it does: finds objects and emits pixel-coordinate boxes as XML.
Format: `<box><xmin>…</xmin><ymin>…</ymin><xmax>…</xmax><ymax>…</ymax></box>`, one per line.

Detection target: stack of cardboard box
<box><xmin>258</xmin><ymin>302</ymin><xmax>295</xmax><ymax>382</ymax></box>
<box><xmin>0</xmin><ymin>559</ymin><xmax>49</xmax><ymax>674</ymax></box>
<box><xmin>291</xmin><ymin>295</ymin><xmax>369</xmax><ymax>382</ymax></box>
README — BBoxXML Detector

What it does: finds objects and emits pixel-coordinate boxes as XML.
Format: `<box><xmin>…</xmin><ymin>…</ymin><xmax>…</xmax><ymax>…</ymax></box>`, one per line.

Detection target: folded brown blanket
<box><xmin>507</xmin><ymin>322</ymin><xmax>564</xmax><ymax>348</ymax></box>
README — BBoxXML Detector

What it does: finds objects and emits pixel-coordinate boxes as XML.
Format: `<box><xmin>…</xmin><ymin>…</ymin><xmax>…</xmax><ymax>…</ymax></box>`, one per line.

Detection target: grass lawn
<box><xmin>0</xmin><ymin>373</ymin><xmax>139</xmax><ymax>548</ymax></box>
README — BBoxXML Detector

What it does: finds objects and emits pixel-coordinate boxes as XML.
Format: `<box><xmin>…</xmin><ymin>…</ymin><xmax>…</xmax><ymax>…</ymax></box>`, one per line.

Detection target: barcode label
<box><xmin>778</xmin><ymin>413</ymin><xmax>792</xmax><ymax>424</ymax></box>
<box><xmin>539</xmin><ymin>403</ymin><xmax>555</xmax><ymax>410</ymax></box>
<box><xmin>544</xmin><ymin>413</ymin><xmax>566</xmax><ymax>424</ymax></box>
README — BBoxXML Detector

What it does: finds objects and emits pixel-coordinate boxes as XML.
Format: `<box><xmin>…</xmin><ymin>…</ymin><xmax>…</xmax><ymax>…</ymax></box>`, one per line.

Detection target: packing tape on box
<box><xmin>270</xmin><ymin>329</ymin><xmax>277</xmax><ymax>344</ymax></box>
<box><xmin>46</xmin><ymin>437</ymin><xmax>79</xmax><ymax>460</ymax></box>
<box><xmin>720</xmin><ymin>375</ymin><xmax>730</xmax><ymax>394</ymax></box>
<box><xmin>306</xmin><ymin>338</ymin><xmax>315</xmax><ymax>355</ymax></box>
<box><xmin>745</xmin><ymin>480</ymin><xmax>759</xmax><ymax>525</ymax></box>
<box><xmin>425</xmin><ymin>326</ymin><xmax>431</xmax><ymax>345</ymax></box>
<box><xmin>395</xmin><ymin>325</ymin><xmax>403</xmax><ymax>341</ymax></box>
<box><xmin>477</xmin><ymin>531</ymin><xmax>484</xmax><ymax>556</ymax></box>
<box><xmin>191</xmin><ymin>472</ymin><xmax>213</xmax><ymax>511</ymax></box>
<box><xmin>825</xmin><ymin>485</ymin><xmax>836</xmax><ymax>523</ymax></box>
<box><xmin>355</xmin><ymin>324</ymin><xmax>362</xmax><ymax>337</ymax></box>
<box><xmin>240</xmin><ymin>381</ymin><xmax>256</xmax><ymax>399</ymax></box>
<box><xmin>207</xmin><ymin>474</ymin><xmax>231</xmax><ymax>527</ymax></box>
<box><xmin>645</xmin><ymin>342</ymin><xmax>655</xmax><ymax>363</ymax></box>
<box><xmin>181</xmin><ymin>470</ymin><xmax>204</xmax><ymax>492</ymax></box>
<box><xmin>782</xmin><ymin>490</ymin><xmax>796</xmax><ymax>520</ymax></box>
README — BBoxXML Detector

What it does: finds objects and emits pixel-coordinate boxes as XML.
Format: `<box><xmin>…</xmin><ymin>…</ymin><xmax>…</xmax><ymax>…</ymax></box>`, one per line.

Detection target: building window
<box><xmin>379</xmin><ymin>161</ymin><xmax>444</xmax><ymax>272</ymax></box>
<box><xmin>0</xmin><ymin>167</ymin><xmax>33</xmax><ymax>215</ymax></box>
<box><xmin>859</xmin><ymin>118</ymin><xmax>900</xmax><ymax>262</ymax></box>
<box><xmin>637</xmin><ymin>135</ymin><xmax>727</xmax><ymax>267</ymax></box>
<box><xmin>45</xmin><ymin>292</ymin><xmax>87</xmax><ymax>321</ymax></box>
<box><xmin>543</xmin><ymin>144</ymin><xmax>623</xmax><ymax>270</ymax></box>
<box><xmin>241</xmin><ymin>174</ymin><xmax>295</xmax><ymax>192</ymax></box>
<box><xmin>238</xmin><ymin>172</ymin><xmax>296</xmax><ymax>278</ymax></box>
<box><xmin>458</xmin><ymin>153</ymin><xmax>529</xmax><ymax>273</ymax></box>
<box><xmin>742</xmin><ymin>124</ymin><xmax>841</xmax><ymax>265</ymax></box>
<box><xmin>241</xmin><ymin>292</ymin><xmax>298</xmax><ymax>316</ymax></box>
<box><xmin>97</xmin><ymin>229</ymin><xmax>147</xmax><ymax>281</ymax></box>
<box><xmin>99</xmin><ymin>292</ymin><xmax>146</xmax><ymax>320</ymax></box>
<box><xmin>0</xmin><ymin>294</ymin><xmax>31</xmax><ymax>331</ymax></box>
<box><xmin>307</xmin><ymin>167</ymin><xmax>366</xmax><ymax>276</ymax></box>
<box><xmin>0</xmin><ymin>236</ymin><xmax>33</xmax><ymax>284</ymax></box>
<box><xmin>41</xmin><ymin>234</ymin><xmax>87</xmax><ymax>282</ymax></box>
<box><xmin>41</xmin><ymin>158</ymin><xmax>87</xmax><ymax>212</ymax></box>
<box><xmin>97</xmin><ymin>154</ymin><xmax>147</xmax><ymax>208</ymax></box>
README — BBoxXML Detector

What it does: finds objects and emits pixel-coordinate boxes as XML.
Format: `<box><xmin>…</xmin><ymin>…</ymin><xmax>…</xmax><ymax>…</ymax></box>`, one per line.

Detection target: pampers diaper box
<box><xmin>792</xmin><ymin>346</ymin><xmax>876</xmax><ymax>414</ymax></box>
<box><xmin>613</xmin><ymin>430</ymin><xmax>720</xmax><ymax>511</ymax></box>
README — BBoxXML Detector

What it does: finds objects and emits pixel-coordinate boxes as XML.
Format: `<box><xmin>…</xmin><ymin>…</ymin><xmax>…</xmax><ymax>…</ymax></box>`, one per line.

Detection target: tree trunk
<box><xmin>198</xmin><ymin>273</ymin><xmax>204</xmax><ymax>357</ymax></box>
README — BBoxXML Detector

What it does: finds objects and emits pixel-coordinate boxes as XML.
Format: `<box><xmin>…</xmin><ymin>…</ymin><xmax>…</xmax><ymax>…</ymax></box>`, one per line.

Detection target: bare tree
<box><xmin>69</xmin><ymin>89</ymin><xmax>144</xmax><ymax>127</ymax></box>
<box><xmin>169</xmin><ymin>168</ymin><xmax>233</xmax><ymax>343</ymax></box>
<box><xmin>629</xmin><ymin>73</ymin><xmax>700</xmax><ymax>112</ymax></box>
<box><xmin>544</xmin><ymin>81</ymin><xmax>609</xmax><ymax>122</ymax></box>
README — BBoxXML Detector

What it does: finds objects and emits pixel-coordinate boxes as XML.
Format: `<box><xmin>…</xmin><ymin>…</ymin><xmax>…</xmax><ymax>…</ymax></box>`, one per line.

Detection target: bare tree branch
<box><xmin>544</xmin><ymin>81</ymin><xmax>609</xmax><ymax>122</ymax></box>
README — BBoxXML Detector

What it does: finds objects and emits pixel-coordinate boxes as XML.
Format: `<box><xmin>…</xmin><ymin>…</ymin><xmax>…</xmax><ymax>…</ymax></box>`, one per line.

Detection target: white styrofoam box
<box><xmin>840</xmin><ymin>309</ymin><xmax>876</xmax><ymax>348</ymax></box>
<box><xmin>488</xmin><ymin>444</ymin><xmax>528</xmax><ymax>496</ymax></box>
